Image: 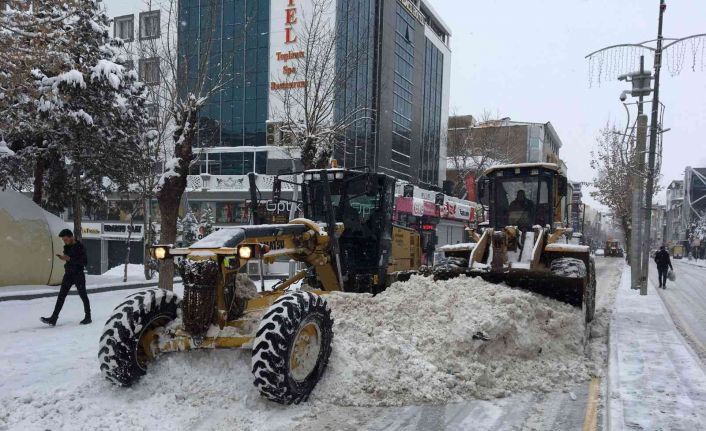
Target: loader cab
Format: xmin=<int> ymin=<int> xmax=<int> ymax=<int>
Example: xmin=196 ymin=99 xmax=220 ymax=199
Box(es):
xmin=480 ymin=163 xmax=567 ymax=230
xmin=296 ymin=168 xmax=397 ymax=293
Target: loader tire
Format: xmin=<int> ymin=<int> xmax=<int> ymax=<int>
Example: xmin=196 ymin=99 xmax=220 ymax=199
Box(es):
xmin=549 ymin=257 xmax=587 ymax=278
xmin=98 ymin=288 xmax=181 ymax=387
xmin=252 ymin=291 xmax=333 ymax=404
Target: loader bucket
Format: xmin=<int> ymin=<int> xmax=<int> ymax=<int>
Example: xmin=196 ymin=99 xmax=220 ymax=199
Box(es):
xmin=480 ymin=270 xmax=586 ymax=308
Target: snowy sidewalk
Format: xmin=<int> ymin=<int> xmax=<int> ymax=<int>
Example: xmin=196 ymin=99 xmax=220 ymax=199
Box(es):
xmin=608 ymin=265 xmax=706 ymax=430
xmin=0 ymin=264 xmax=169 ymax=301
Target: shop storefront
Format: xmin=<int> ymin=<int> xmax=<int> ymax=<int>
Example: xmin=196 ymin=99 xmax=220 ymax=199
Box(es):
xmin=79 ymin=222 xmax=144 ymax=275
xmin=394 ymin=196 xmax=477 ymax=265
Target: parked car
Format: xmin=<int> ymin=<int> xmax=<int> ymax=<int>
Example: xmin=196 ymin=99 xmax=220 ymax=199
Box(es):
xmin=595 ymin=248 xmax=605 ymax=256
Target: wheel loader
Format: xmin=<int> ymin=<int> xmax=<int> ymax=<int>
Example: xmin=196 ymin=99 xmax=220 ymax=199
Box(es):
xmin=432 ymin=163 xmax=596 ymax=325
xmin=98 ymin=167 xmax=421 ymax=404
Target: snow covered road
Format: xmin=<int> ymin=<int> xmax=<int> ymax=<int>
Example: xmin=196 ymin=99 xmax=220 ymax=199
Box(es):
xmin=0 ymin=258 xmax=623 ymax=431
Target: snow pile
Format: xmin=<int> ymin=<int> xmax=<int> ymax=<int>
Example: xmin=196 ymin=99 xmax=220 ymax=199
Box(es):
xmin=101 ymin=263 xmax=145 ymax=279
xmin=312 ymin=275 xmax=595 ymax=406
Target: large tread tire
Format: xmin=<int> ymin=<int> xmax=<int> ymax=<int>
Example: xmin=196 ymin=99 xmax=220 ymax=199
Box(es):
xmin=98 ymin=288 xmax=181 ymax=387
xmin=549 ymin=257 xmax=587 ymax=278
xmin=251 ymin=291 xmax=333 ymax=405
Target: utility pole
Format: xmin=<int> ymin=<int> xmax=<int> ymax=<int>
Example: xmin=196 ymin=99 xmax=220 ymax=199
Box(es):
xmin=635 ymin=114 xmax=649 ymax=294
xmin=641 ymin=0 xmax=667 ymax=296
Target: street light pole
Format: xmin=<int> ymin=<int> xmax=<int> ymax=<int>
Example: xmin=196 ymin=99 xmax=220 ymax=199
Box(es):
xmin=641 ymin=0 xmax=666 ymax=295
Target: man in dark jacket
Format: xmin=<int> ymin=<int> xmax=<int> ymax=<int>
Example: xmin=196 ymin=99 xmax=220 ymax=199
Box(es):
xmin=653 ymin=245 xmax=674 ymax=289
xmin=41 ymin=229 xmax=91 ymax=325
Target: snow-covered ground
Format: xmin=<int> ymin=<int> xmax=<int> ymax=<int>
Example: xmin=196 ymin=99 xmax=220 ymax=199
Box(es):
xmin=0 ymin=264 xmax=155 ymax=299
xmin=0 ymin=260 xmax=623 ymax=430
xmin=608 ymin=262 xmax=706 ymax=430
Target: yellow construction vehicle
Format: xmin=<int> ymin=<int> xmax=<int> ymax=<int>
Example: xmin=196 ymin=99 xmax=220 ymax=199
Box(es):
xmin=98 ymin=168 xmax=420 ymax=404
xmin=433 ymin=163 xmax=596 ymax=325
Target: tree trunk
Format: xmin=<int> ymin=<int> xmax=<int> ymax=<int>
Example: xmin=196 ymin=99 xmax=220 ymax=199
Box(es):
xmin=622 ymin=216 xmax=631 ymax=264
xmin=157 ymin=102 xmax=199 ymax=290
xmin=157 ymin=178 xmax=185 ymax=291
xmin=73 ymin=169 xmax=82 ymax=241
xmin=143 ymin=198 xmax=152 ymax=280
xmin=32 ymin=157 xmax=46 ymax=205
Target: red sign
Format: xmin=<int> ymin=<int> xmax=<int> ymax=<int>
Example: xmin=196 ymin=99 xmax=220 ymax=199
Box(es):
xmin=285 ymin=0 xmax=297 ymax=43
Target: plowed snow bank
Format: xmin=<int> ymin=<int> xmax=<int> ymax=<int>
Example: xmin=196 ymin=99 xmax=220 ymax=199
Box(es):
xmin=312 ymin=275 xmax=595 ymax=406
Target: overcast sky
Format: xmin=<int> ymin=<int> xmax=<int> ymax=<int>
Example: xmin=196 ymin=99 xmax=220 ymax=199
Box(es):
xmin=433 ymin=0 xmax=706 ymax=209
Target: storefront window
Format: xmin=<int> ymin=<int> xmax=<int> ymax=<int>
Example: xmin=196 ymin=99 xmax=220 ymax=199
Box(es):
xmin=216 ymin=201 xmax=249 ymax=223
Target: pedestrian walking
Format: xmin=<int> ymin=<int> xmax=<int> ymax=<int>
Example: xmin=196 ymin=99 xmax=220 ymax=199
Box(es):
xmin=41 ymin=229 xmax=91 ymax=326
xmin=693 ymin=238 xmax=702 ymax=261
xmin=653 ymin=245 xmax=673 ymax=289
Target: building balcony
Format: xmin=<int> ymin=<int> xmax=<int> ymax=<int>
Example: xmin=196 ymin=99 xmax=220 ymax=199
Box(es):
xmin=186 ymin=174 xmax=297 ymax=192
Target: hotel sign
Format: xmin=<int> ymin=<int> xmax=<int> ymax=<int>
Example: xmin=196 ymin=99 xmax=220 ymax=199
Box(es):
xmin=271 ymin=0 xmax=307 ymax=91
xmin=397 ymin=0 xmax=425 ymax=24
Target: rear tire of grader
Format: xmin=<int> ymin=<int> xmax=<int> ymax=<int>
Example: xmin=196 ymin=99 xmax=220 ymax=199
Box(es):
xmin=98 ymin=289 xmax=181 ymax=386
xmin=252 ymin=291 xmax=333 ymax=404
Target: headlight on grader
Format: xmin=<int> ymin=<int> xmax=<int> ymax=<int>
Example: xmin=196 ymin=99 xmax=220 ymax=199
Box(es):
xmin=149 ymin=245 xmax=172 ymax=260
xmin=238 ymin=245 xmax=253 ymax=259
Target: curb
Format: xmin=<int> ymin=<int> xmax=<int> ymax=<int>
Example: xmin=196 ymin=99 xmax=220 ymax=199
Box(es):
xmin=0 ymin=281 xmax=162 ymax=302
xmin=0 ymin=274 xmax=285 ymax=302
xmin=605 ymin=264 xmax=629 ymax=431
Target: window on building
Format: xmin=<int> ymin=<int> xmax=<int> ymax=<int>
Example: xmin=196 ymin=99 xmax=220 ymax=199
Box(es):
xmin=114 ymin=15 xmax=134 ymax=41
xmin=139 ymin=10 xmax=160 ymax=40
xmin=139 ymin=57 xmax=160 ymax=85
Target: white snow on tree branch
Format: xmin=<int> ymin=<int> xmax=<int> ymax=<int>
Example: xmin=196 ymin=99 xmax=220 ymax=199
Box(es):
xmin=90 ymin=59 xmax=124 ymax=90
xmin=42 ymin=69 xmax=86 ymax=91
xmin=68 ymin=109 xmax=93 ymax=125
xmin=158 ymin=157 xmax=182 ymax=189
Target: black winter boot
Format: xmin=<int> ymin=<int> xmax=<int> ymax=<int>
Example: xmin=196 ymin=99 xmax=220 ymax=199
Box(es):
xmin=80 ymin=316 xmax=92 ymax=325
xmin=40 ymin=316 xmax=57 ymax=326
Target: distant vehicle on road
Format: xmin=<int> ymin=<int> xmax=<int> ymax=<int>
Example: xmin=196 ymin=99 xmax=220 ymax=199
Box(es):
xmin=595 ymin=248 xmax=605 ymax=256
xmin=671 ymin=244 xmax=684 ymax=259
xmin=605 ymin=240 xmax=624 ymax=257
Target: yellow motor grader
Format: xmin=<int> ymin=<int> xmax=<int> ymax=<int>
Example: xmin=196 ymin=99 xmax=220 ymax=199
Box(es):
xmin=432 ymin=163 xmax=596 ymax=325
xmin=98 ymin=168 xmax=421 ymax=404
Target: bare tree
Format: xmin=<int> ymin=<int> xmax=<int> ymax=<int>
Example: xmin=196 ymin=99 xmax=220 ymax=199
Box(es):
xmin=271 ymin=0 xmax=371 ymax=169
xmin=590 ymin=124 xmax=636 ymax=257
xmin=447 ymin=110 xmax=514 ymax=198
xmin=114 ymin=0 xmax=179 ymax=279
xmin=153 ymin=0 xmax=234 ymax=290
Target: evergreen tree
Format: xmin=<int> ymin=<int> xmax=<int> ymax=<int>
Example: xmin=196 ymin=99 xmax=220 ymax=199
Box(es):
xmin=199 ymin=206 xmax=215 ymax=238
xmin=179 ymin=209 xmax=199 ymax=246
xmin=30 ymin=0 xmax=151 ymax=235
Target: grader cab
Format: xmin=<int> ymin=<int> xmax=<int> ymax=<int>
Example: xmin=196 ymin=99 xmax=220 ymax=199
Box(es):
xmin=98 ymin=168 xmax=419 ymax=404
xmin=434 ymin=163 xmax=596 ymax=325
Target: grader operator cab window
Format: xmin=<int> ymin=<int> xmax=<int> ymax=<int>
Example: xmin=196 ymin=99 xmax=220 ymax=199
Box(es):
xmin=306 ymin=173 xmax=382 ymax=228
xmin=495 ymin=177 xmax=550 ymax=228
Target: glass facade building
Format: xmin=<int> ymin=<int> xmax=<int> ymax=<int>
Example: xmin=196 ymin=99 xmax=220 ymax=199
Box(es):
xmin=334 ymin=0 xmax=450 ymax=187
xmin=333 ymin=0 xmax=378 ymax=170
xmin=178 ymin=0 xmax=270 ymax=174
xmin=418 ymin=38 xmax=443 ymax=187
xmin=178 ymin=0 xmax=450 ymax=186
xmin=390 ymin=4 xmax=416 ymax=180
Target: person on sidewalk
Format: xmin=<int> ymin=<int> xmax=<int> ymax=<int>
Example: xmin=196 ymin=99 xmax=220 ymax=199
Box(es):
xmin=40 ymin=229 xmax=91 ymax=326
xmin=654 ymin=245 xmax=673 ymax=289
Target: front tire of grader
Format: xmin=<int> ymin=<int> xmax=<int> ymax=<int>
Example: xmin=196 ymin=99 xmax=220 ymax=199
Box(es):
xmin=251 ymin=291 xmax=333 ymax=405
xmin=98 ymin=289 xmax=181 ymax=387
xmin=550 ymin=256 xmax=595 ymax=326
